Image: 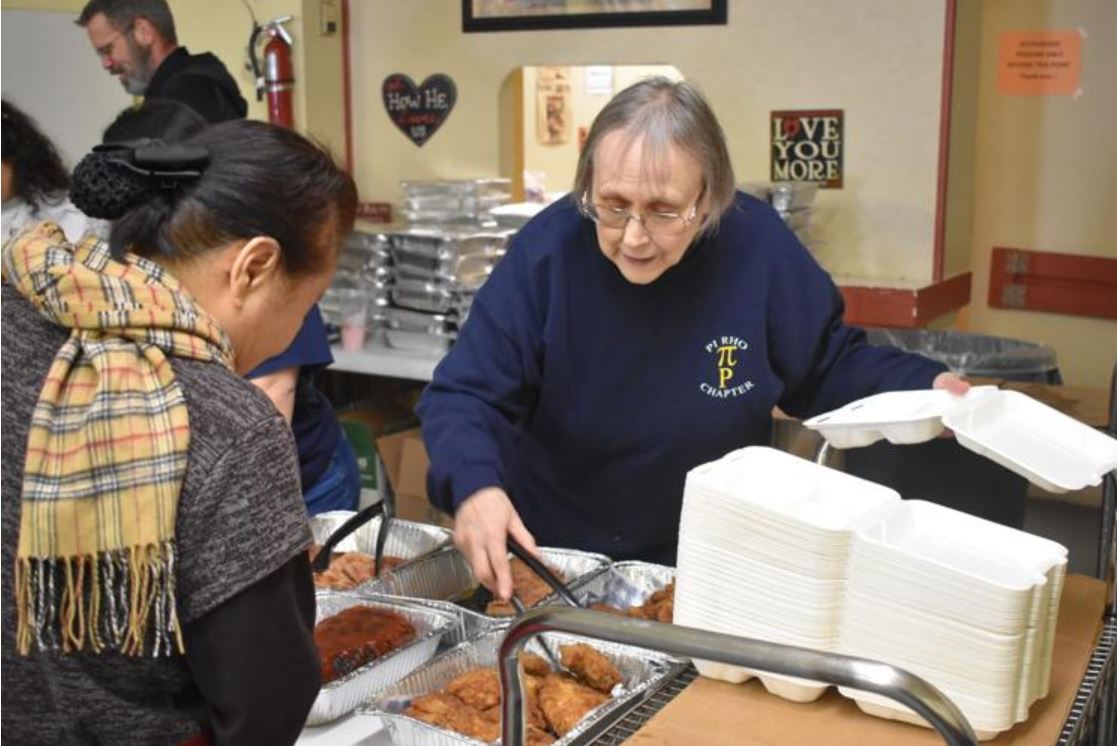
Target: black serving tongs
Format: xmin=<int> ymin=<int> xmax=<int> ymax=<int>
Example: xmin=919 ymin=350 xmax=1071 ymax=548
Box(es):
xmin=507 ymin=536 xmax=581 ymax=608
xmin=372 ymin=451 xmax=396 ymax=578
xmin=311 ymin=454 xmax=397 ymax=575
xmin=310 ymin=500 xmax=384 ymax=572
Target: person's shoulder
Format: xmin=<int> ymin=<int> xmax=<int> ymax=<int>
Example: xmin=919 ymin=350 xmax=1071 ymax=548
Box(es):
xmin=717 ymin=191 xmax=793 ymax=237
xmin=713 ymin=190 xmax=810 ymax=265
xmin=171 ymin=358 xmax=288 ymax=466
xmin=502 ymin=195 xmax=586 ymax=274
xmin=511 ymin=196 xmax=584 ymax=250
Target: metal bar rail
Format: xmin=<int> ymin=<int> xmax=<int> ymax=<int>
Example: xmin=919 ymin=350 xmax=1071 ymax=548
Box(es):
xmin=498 ymin=607 xmax=978 ymax=746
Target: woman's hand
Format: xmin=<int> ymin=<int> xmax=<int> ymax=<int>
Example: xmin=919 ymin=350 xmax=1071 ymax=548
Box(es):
xmin=453 ymin=487 xmax=539 ymax=600
xmin=932 ymin=371 xmax=970 ymax=395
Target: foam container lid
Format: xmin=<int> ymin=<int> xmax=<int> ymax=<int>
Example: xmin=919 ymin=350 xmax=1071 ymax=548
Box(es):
xmin=804 ymin=387 xmax=1117 ymax=493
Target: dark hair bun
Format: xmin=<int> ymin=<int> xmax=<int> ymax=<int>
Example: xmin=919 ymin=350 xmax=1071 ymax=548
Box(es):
xmin=70 ymin=151 xmax=152 ymax=220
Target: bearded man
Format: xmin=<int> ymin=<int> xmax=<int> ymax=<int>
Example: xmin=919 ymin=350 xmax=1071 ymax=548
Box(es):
xmin=78 ymin=0 xmax=247 ymax=124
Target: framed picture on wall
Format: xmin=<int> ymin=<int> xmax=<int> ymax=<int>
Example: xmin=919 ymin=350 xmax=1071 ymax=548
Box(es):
xmin=462 ymin=1 xmax=727 ymax=33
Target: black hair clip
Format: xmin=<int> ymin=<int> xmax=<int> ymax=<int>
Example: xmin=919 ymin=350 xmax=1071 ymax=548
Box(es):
xmin=95 ymin=138 xmax=210 ymax=188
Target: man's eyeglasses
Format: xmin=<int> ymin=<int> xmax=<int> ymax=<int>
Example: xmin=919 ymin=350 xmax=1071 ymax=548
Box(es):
xmin=94 ymin=23 xmax=133 ymax=60
xmin=579 ymin=193 xmax=699 ymax=237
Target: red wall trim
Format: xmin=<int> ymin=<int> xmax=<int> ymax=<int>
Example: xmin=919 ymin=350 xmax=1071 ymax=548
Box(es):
xmin=989 ymin=248 xmax=1117 ymax=320
xmin=840 ymin=272 xmax=972 ymax=328
xmin=932 ymin=0 xmax=957 ymax=283
xmin=341 ymin=0 xmax=354 ymax=175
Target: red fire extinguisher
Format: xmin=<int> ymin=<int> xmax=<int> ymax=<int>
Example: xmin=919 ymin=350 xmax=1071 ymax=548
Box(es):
xmin=249 ymin=15 xmax=295 ymax=128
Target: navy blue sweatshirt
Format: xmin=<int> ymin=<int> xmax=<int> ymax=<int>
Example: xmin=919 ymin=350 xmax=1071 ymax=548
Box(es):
xmin=418 ymin=193 xmax=945 ymax=564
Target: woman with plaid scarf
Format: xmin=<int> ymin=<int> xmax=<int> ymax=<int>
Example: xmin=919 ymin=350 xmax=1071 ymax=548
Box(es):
xmin=2 ymin=120 xmax=356 ymax=744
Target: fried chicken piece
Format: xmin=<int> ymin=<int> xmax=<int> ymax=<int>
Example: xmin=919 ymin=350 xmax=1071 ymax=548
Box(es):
xmin=446 ymin=667 xmax=501 ymax=711
xmin=309 ymin=544 xmax=405 ymax=590
xmin=626 ymin=581 xmax=675 ymax=622
xmin=642 ymin=581 xmax=675 ymax=621
xmin=485 ymin=558 xmax=567 ymax=616
xmin=560 ymin=643 xmax=623 ymax=693
xmin=405 ymin=691 xmax=497 ymax=740
xmin=524 ymin=676 xmax=549 ymax=730
xmin=538 ymin=672 xmax=609 ymax=736
xmin=482 ymin=690 xmax=548 ymax=734
xmin=520 ymin=652 xmax=553 ymax=677
xmin=485 ymin=597 xmax=516 ymax=617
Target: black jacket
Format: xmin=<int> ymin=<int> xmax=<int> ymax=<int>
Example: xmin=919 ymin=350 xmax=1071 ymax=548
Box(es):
xmin=146 ymin=47 xmax=248 ymax=123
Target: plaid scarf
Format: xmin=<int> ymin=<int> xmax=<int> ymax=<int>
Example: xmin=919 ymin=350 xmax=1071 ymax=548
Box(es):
xmin=3 ymin=223 xmax=234 ymax=657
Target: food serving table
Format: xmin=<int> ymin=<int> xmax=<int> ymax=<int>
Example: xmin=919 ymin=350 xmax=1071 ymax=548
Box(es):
xmin=297 ymin=574 xmax=1112 ymax=745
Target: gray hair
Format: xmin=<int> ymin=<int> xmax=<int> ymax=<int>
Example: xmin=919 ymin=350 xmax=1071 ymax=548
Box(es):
xmin=76 ymin=0 xmax=178 ymax=46
xmin=573 ymin=77 xmax=736 ymax=235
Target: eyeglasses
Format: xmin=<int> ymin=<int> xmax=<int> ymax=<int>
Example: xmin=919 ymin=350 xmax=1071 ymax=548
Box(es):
xmin=580 ymin=192 xmax=699 ymax=237
xmin=94 ymin=23 xmax=133 ymax=60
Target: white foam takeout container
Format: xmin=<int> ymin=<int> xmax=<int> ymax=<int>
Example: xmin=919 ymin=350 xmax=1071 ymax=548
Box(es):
xmin=676 ymin=447 xmax=1072 ymax=737
xmin=804 ymin=386 xmax=1117 ymax=493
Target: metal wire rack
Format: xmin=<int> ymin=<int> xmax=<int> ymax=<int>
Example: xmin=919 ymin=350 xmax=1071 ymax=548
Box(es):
xmin=588 ymin=663 xmax=699 ymax=745
xmin=1057 ymin=615 xmax=1117 ymax=746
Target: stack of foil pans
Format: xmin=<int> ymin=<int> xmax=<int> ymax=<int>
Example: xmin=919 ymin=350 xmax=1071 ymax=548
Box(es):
xmin=321 ymin=229 xmax=392 ymax=334
xmin=379 ymin=227 xmax=513 ymax=352
xmin=399 ymin=179 xmax=512 ymax=224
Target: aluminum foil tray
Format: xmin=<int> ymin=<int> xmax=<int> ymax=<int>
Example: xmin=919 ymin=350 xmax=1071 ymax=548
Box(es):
xmin=390 ymin=279 xmax=458 ymax=314
xmin=359 ymin=628 xmax=684 ymax=746
xmin=400 ymin=178 xmax=511 ymax=200
xmin=309 ymin=511 xmax=452 ymax=570
xmin=577 ymin=560 xmax=675 ymax=613
xmin=385 ymin=329 xmax=455 ymax=354
xmin=307 ymin=591 xmax=457 ymax=725
xmin=385 ymin=307 xmax=456 ymax=335
xmin=366 ymin=546 xmax=611 ymax=643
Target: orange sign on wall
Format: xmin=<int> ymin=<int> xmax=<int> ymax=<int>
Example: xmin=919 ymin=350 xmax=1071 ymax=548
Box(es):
xmin=997 ymin=30 xmax=1083 ymax=96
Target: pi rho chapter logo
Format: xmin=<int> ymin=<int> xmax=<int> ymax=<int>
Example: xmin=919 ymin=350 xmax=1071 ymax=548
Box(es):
xmin=700 ymin=336 xmax=755 ymax=399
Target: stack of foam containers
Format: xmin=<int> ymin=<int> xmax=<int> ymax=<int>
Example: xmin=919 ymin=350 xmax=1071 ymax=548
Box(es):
xmin=675 ymin=446 xmax=899 ymax=702
xmin=674 ymin=446 xmax=1069 ymax=740
xmin=838 ymin=500 xmax=1066 ymax=738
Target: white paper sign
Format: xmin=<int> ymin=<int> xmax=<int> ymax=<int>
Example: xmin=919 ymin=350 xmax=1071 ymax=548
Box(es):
xmin=584 ymin=66 xmax=614 ymax=96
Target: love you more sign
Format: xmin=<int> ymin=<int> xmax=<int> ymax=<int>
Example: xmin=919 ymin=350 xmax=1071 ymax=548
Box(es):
xmin=771 ymin=109 xmax=844 ymax=188
xmin=383 ymin=73 xmax=457 ymax=147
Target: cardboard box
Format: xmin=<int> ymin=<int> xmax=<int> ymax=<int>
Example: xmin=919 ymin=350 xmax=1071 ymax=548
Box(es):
xmin=376 ymin=427 xmax=453 ymax=529
xmin=338 ymin=399 xmax=417 ymax=507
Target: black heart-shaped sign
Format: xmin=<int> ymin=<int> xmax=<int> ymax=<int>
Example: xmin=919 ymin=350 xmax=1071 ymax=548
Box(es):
xmin=382 ymin=73 xmax=457 ymax=147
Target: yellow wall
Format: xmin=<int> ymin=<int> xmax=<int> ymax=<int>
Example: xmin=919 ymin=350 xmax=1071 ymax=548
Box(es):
xmin=349 ymin=0 xmax=952 ymax=285
xmin=962 ymin=0 xmax=1117 ymax=389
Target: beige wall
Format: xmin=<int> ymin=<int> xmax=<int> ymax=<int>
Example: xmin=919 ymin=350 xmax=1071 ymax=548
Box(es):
xmin=349 ymin=0 xmax=952 ymax=285
xmin=519 ymin=64 xmax=681 ymax=197
xmin=961 ymin=0 xmax=1117 ymax=389
xmin=1 ymin=0 xmax=80 ymax=10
